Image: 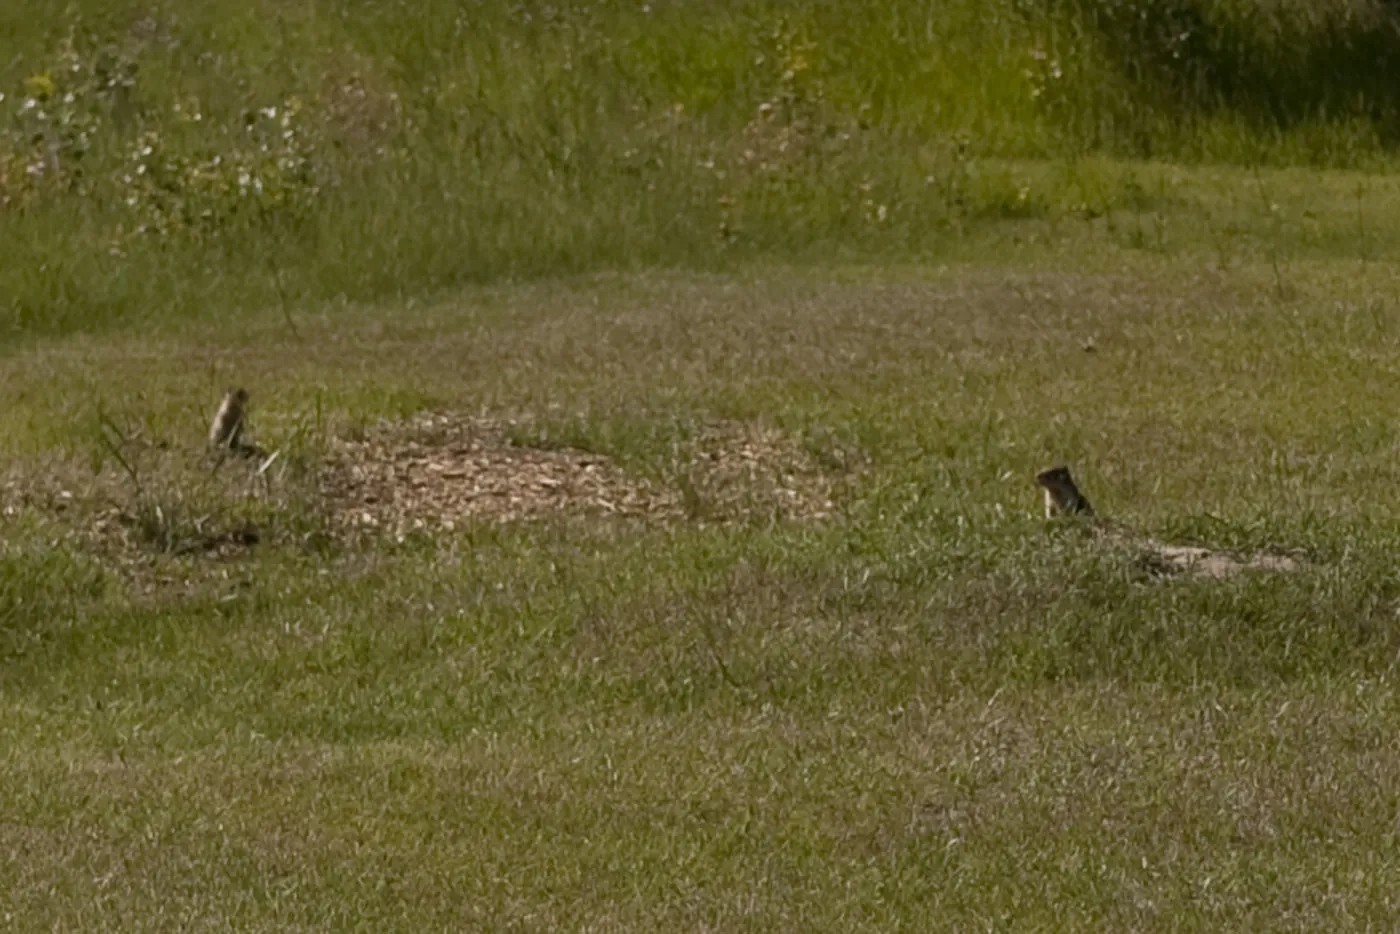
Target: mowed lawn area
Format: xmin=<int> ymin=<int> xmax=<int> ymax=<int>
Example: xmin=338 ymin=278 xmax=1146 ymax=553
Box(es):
xmin=6 ymin=162 xmax=1400 ymax=930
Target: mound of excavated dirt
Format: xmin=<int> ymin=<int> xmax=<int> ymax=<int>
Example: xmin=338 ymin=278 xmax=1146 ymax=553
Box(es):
xmin=1143 ymin=543 xmax=1303 ymax=579
xmin=318 ymin=414 xmax=841 ymax=534
xmin=1085 ymin=521 xmax=1304 ymax=581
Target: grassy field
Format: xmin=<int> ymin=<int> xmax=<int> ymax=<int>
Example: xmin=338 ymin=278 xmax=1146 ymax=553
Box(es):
xmin=12 ymin=1 xmax=1400 ymax=931
xmin=10 ymin=169 xmax=1400 ymax=929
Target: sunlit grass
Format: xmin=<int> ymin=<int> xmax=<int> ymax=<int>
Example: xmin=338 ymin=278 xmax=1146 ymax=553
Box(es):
xmin=8 ymin=241 xmax=1400 ymax=928
xmin=11 ymin=1 xmax=1400 ymax=930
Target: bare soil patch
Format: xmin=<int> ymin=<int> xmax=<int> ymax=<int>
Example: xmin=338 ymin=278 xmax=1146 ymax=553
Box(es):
xmin=1141 ymin=542 xmax=1303 ymax=579
xmin=1078 ymin=520 xmax=1306 ymax=581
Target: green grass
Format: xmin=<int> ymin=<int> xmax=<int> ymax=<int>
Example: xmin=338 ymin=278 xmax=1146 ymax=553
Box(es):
xmin=9 ymin=159 xmax=1400 ymax=927
xmin=12 ymin=1 xmax=1400 ymax=929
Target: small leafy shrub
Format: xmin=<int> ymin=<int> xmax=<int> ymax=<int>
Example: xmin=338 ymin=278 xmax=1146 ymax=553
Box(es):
xmin=1 ymin=32 xmax=134 ymax=206
xmin=116 ymin=100 xmax=320 ymax=241
xmin=0 ymin=30 xmax=340 ymax=243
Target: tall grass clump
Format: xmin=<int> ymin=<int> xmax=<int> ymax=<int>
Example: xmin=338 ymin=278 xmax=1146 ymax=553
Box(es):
xmin=3 ymin=0 xmax=1400 ymax=336
xmin=1039 ymin=0 xmax=1400 ymax=159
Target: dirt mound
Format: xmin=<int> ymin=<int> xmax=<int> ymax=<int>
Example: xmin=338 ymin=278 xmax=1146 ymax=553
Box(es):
xmin=318 ymin=414 xmax=841 ymax=534
xmin=1084 ymin=519 xmax=1304 ymax=580
xmin=1144 ymin=543 xmax=1302 ymax=579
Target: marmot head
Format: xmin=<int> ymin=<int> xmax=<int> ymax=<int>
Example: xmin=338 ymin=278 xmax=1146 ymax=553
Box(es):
xmin=1035 ymin=465 xmax=1075 ymax=490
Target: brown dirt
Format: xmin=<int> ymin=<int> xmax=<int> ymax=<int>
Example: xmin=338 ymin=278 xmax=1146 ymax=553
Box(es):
xmin=317 ymin=413 xmax=843 ymax=535
xmin=1088 ymin=518 xmax=1304 ymax=580
xmin=1145 ymin=543 xmax=1303 ymax=579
